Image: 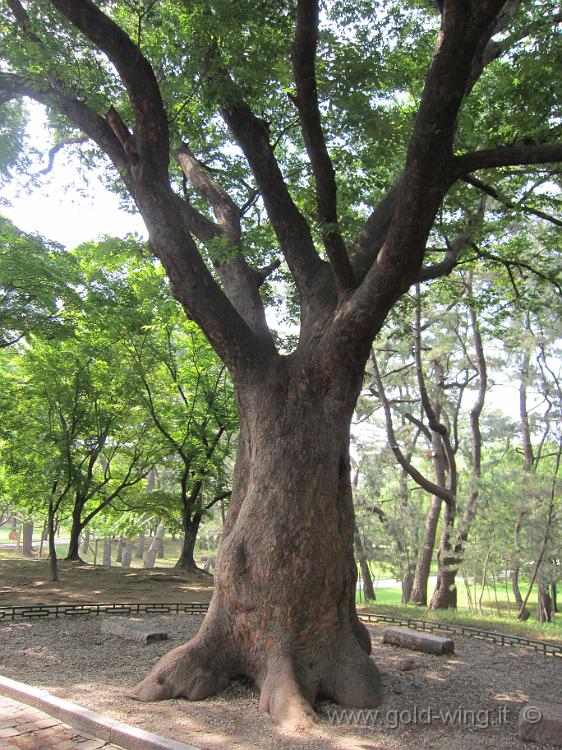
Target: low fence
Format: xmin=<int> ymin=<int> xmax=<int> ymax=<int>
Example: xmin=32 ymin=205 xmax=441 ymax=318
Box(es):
xmin=0 ymin=601 xmax=560 ymax=658
xmin=358 ymin=611 xmax=562 ymax=657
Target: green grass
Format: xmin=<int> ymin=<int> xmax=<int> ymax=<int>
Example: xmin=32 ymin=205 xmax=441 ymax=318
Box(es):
xmin=0 ymin=534 xmax=207 ymax=570
xmin=359 ymin=600 xmax=562 ymax=643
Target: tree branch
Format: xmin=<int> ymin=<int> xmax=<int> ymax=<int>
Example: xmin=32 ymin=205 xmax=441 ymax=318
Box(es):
xmin=177 ymin=144 xmax=240 ymax=239
xmin=454 ymin=143 xmax=562 ymax=177
xmin=416 ymin=197 xmax=486 ymax=281
xmin=37 ymin=137 xmax=87 ymax=175
xmin=0 ymin=73 xmax=129 ymax=178
xmin=371 ymin=350 xmax=453 ymax=503
xmin=291 ymin=0 xmax=355 ymax=293
xmin=49 ymin=0 xmax=169 ymax=181
xmin=219 ymin=92 xmax=331 ymax=318
xmin=462 ymin=174 xmax=562 ymax=228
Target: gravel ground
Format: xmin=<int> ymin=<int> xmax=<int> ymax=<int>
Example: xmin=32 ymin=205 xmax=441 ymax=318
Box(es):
xmin=1 ymin=613 xmax=561 ymax=750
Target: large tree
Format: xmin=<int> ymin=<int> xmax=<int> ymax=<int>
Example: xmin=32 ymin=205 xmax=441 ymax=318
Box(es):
xmin=1 ymin=0 xmax=561 ymax=729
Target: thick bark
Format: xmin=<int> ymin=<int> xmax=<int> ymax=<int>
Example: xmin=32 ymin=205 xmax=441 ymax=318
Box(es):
xmin=130 ymin=359 xmax=381 ymax=728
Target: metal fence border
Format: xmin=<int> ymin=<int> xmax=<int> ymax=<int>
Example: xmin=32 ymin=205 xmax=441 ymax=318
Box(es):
xmin=0 ymin=602 xmax=560 ymax=657
xmin=358 ymin=612 xmax=562 ymax=657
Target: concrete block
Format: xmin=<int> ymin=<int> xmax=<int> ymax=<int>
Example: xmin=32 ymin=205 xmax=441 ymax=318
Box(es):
xmin=518 ymin=700 xmax=562 ymax=747
xmin=383 ymin=626 xmax=454 ymax=655
xmin=101 ymin=618 xmax=168 ymax=644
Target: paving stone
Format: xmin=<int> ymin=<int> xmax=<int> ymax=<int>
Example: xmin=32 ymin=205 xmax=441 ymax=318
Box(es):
xmin=383 ymin=626 xmax=454 ymax=655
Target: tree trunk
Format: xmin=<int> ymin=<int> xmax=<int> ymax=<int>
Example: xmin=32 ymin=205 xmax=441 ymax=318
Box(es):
xmin=538 ymin=583 xmax=552 ymax=624
xmin=551 ymin=580 xmax=558 ymax=613
xmin=116 ymin=537 xmax=124 ymax=563
xmin=144 ymin=520 xmax=165 ymax=569
xmin=103 ymin=539 xmax=112 ymax=567
xmin=65 ymin=503 xmax=84 ymax=561
xmin=121 ymin=539 xmax=134 ymax=568
xmin=401 ymin=568 xmax=415 ymax=604
xmin=429 ymin=500 xmax=459 ymax=610
xmin=80 ymin=527 xmax=91 ymax=557
xmin=130 ymin=363 xmax=381 ymax=728
xmin=411 ymin=494 xmax=442 ymax=606
xmin=48 ymin=498 xmax=58 ymax=583
xmin=21 ymin=522 xmax=34 ymax=556
xmin=176 ymin=513 xmax=203 ymax=572
xmin=134 ymin=533 xmax=145 ymax=559
xmin=354 ymin=525 xmax=375 ymax=601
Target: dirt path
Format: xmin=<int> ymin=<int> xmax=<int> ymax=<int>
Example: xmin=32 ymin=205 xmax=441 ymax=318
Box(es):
xmin=0 ymin=559 xmax=214 ymax=606
xmin=1 ymin=613 xmax=561 ymax=750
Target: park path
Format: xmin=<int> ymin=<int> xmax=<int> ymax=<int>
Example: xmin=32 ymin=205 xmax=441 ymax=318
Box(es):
xmin=0 ymin=694 xmax=122 ymax=749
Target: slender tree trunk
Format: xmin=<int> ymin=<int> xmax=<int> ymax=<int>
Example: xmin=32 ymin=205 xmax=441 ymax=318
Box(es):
xmin=511 ymin=514 xmax=528 ymax=616
xmin=80 ymin=527 xmax=91 ymax=558
xmin=116 ymin=537 xmax=125 ymax=563
xmin=514 ymin=328 xmax=533 ymax=618
xmin=39 ymin=522 xmax=48 ymax=558
xmin=48 ymin=493 xmax=58 ymax=583
xmin=429 ymin=500 xmax=458 ymax=610
xmin=103 ymin=539 xmax=112 ymax=567
xmin=354 ymin=525 xmax=375 ymax=601
xmin=121 ymin=539 xmax=134 ymax=568
xmin=144 ymin=519 xmax=165 ymax=569
xmin=411 ymin=496 xmax=441 ymax=605
xmin=135 ymin=533 xmax=145 ymax=559
xmin=551 ymin=581 xmax=558 ymax=613
xmin=401 ymin=569 xmax=415 ymax=604
xmin=130 ymin=362 xmax=381 ymax=728
xmin=176 ymin=513 xmax=204 ymax=572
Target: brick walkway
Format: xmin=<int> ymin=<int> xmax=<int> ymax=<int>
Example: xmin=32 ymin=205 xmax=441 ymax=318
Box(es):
xmin=0 ymin=695 xmax=122 ymax=750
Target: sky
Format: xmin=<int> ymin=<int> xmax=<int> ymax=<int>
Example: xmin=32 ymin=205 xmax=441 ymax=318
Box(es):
xmin=1 ymin=103 xmax=146 ymax=248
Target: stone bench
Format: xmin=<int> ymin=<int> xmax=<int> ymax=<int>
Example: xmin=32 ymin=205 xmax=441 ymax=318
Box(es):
xmin=382 ymin=626 xmax=454 ymax=655
xmin=101 ymin=618 xmax=168 ymax=644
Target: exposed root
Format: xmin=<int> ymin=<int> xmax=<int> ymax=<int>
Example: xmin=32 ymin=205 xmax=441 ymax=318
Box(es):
xmin=324 ymin=637 xmax=382 ymax=708
xmin=353 ymin=617 xmax=372 ymax=655
xmin=126 ymin=639 xmax=228 ymax=702
xmin=258 ymin=656 xmax=317 ymax=731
